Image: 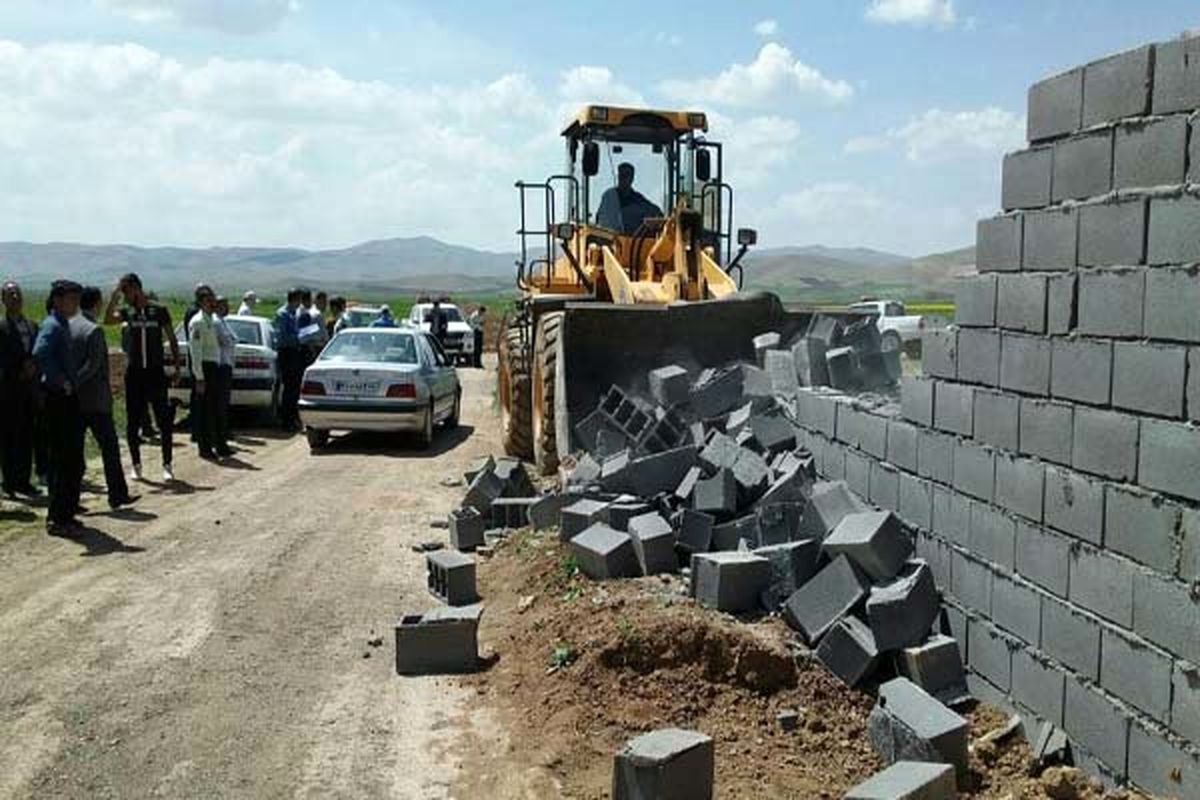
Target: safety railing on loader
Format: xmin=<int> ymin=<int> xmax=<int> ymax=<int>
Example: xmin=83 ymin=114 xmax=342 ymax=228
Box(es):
xmin=514 ymin=175 xmax=579 ymax=291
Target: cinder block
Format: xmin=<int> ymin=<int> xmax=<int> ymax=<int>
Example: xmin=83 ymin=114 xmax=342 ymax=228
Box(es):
xmin=845 ymin=449 xmax=871 ymax=503
xmin=1132 ymin=569 xmax=1200 ymax=664
xmin=800 ymin=390 xmax=841 ymax=437
xmin=600 ymin=498 xmax=651 ymax=532
xmin=1069 ymin=544 xmax=1135 ymax=627
xmin=941 ymin=602 xmax=969 ymax=658
xmin=489 ymin=496 xmax=536 ymax=529
xmin=1184 ymin=507 xmax=1200 ymax=582
xmin=1113 ymin=116 xmax=1188 ymax=190
xmin=969 ymin=621 xmax=1015 ymax=692
xmin=1064 ymin=679 xmax=1131 ymax=779
xmin=858 ymin=410 xmax=890 ymax=459
xmin=1144 ymin=266 xmax=1200 ymax=343
xmin=649 ymin=364 xmax=691 ymax=407
xmin=954 ymin=275 xmax=997 ymax=327
xmin=800 ymin=480 xmax=869 ymax=540
xmin=917 ymin=429 xmax=954 ymax=485
xmin=1046 ymin=273 xmax=1077 ymax=335
xmin=559 ymin=497 xmax=611 ymax=543
xmin=996 ymin=274 xmax=1048 ymax=333
xmin=994 ymin=454 xmax=1044 ymax=523
xmin=1002 ymin=147 xmax=1053 ymax=210
xmin=825 ymin=346 xmax=857 ymax=390
xmin=949 ymin=549 xmax=991 ymax=615
xmin=933 ymin=380 xmax=973 ymax=436
xmin=1044 ymin=465 xmax=1105 ymax=545
xmin=1015 ymin=521 xmax=1070 ymax=598
xmin=955 ymin=329 xmax=1001 ymax=386
xmin=756 ymin=501 xmax=801 ymax=547
xmin=1042 ymin=597 xmax=1101 ymax=679
xmin=1190 ymin=349 xmax=1200 ymax=422
xmin=528 ymin=492 xmax=574 ymax=531
xmin=570 ymin=523 xmax=641 ymax=580
xmin=972 ymin=389 xmax=1019 ymax=452
xmin=952 ymin=440 xmax=995 ymax=503
xmin=968 ymin=502 xmax=1016 ymax=570
xmin=845 ymin=761 xmax=957 ymax=800
xmin=612 ymin=728 xmax=713 ymax=800
xmin=1052 ymin=130 xmax=1113 ymax=202
xmin=900 ymin=635 xmax=969 ymax=707
xmin=1148 ymin=195 xmax=1200 ymax=265
xmin=755 ymin=539 xmax=819 ymax=609
xmin=922 ymin=328 xmax=957 ymax=380
xmin=765 ymin=348 xmax=800 ymax=397
xmin=999 ymin=333 xmax=1051 ymax=396
xmin=628 ymin=512 xmax=677 ymax=575
xmin=748 ymin=413 xmax=796 ymax=455
xmin=1172 ymin=663 xmax=1200 ymax=744
xmin=691 ymin=551 xmax=769 ymax=612
xmin=1022 ymin=208 xmax=1077 ymax=271
xmin=449 ymin=507 xmax=487 ymax=551
xmin=991 ymin=574 xmax=1041 ymax=645
xmin=783 ymin=555 xmax=871 ymax=645
xmin=710 ymin=514 xmax=759 ymax=551
xmin=867 ymin=561 xmax=940 ymax=651
xmin=915 ymin=533 xmax=950 ymax=592
xmin=395 ymin=604 xmax=482 ymax=675
xmin=1072 ymin=407 xmax=1139 ymax=481
xmin=753 ymin=332 xmax=781 ymax=367
xmin=1081 ymin=45 xmax=1152 ymax=127
xmin=689 ymin=365 xmax=744 ymax=418
xmin=1013 ymin=648 xmax=1066 ymax=728
xmin=899 ymin=474 xmax=933 ymax=532
xmin=675 ymin=508 xmax=714 ymax=555
xmin=1154 ymin=35 xmax=1200 ymax=113
xmin=1078 ymin=198 xmax=1147 ymax=267
xmin=976 ymin=215 xmax=1023 ymax=272
xmin=1028 ymin=67 xmax=1083 ymax=142
xmin=426 ymin=550 xmax=478 ymax=606
xmin=1019 ymin=398 xmax=1073 ymax=465
xmin=824 ymin=510 xmax=914 ymax=582
xmin=932 ymin=484 xmax=971 ymax=549
xmin=1193 ymin=117 xmax=1200 ymax=183
xmin=1113 ymin=341 xmax=1187 ymax=418
xmin=731 ymin=447 xmax=771 ymax=505
xmin=1078 ymin=269 xmax=1145 ymax=338
xmin=1100 ymin=628 xmax=1172 ymax=720
xmin=462 ymin=467 xmax=505 ymax=515
xmin=870 ymin=462 xmax=901 ymax=512
xmin=867 ymin=677 xmax=970 ymax=782
xmin=792 ymin=337 xmax=830 ymax=387
xmin=1050 ymin=338 xmax=1112 ymax=405
xmin=1127 ymin=722 xmax=1200 ymax=800
xmin=693 ymin=468 xmax=737 ymax=515
xmin=901 ymin=376 xmax=934 ymax=427
xmin=886 ymin=420 xmax=918 ymax=472
xmin=817 ymin=615 xmax=881 ymax=688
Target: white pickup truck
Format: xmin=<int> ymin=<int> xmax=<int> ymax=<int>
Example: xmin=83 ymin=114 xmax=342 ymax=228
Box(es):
xmin=848 ymin=299 xmax=927 ymax=357
xmin=407 ymin=302 xmax=475 ymax=366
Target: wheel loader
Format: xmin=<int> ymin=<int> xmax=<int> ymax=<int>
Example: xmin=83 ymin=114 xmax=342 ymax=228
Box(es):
xmin=500 ymin=105 xmax=824 ymax=475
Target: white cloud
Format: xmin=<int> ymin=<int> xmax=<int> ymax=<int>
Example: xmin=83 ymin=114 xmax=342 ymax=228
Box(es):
xmin=865 ymin=0 xmax=956 ymax=28
xmin=845 ymin=107 xmax=1024 ymax=163
xmin=659 ymin=43 xmax=853 ymax=107
xmin=709 ymin=113 xmax=803 ymax=187
xmin=98 ymin=0 xmax=299 ymax=34
xmin=655 ymin=31 xmax=683 ymax=47
xmin=842 ymin=134 xmax=889 ymax=154
xmin=558 ymin=65 xmax=645 ymax=107
xmin=753 ymin=19 xmax=778 ymax=37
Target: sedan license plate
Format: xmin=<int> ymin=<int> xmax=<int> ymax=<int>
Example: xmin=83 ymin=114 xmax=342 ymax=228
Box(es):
xmin=335 ymin=380 xmax=380 ymax=396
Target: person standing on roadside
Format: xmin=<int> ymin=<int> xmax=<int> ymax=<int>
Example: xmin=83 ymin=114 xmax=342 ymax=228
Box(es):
xmin=104 ymin=273 xmax=180 ymax=483
xmin=237 ymin=291 xmax=257 ymax=317
xmin=274 ymin=288 xmax=304 ymax=432
xmin=214 ymin=296 xmax=236 ymax=444
xmin=34 ymin=280 xmax=85 ymax=534
xmin=429 ymin=298 xmax=449 ymax=346
xmin=70 ymin=287 xmax=138 ymax=510
xmin=189 ymin=290 xmax=230 ymax=459
xmin=467 ymin=305 xmax=486 ymax=368
xmin=0 ymin=282 xmax=42 ymax=497
xmin=326 ymin=296 xmax=346 ymax=338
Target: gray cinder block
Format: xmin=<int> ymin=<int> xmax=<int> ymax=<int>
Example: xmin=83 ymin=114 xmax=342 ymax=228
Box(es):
xmin=887 ymin=420 xmax=919 ymax=472
xmin=1044 ymin=465 xmax=1104 ymax=545
xmin=1191 ymin=349 xmax=1200 ymax=422
xmin=1144 ymin=266 xmax=1200 ymax=343
xmin=994 ymin=453 xmax=1044 ymax=523
xmin=900 ymin=376 xmax=934 ymax=427
xmin=870 ymin=461 xmax=901 ymax=512
xmin=792 ymin=336 xmax=830 ymax=387
xmin=1064 ymin=679 xmax=1131 ymax=780
xmin=756 ymin=501 xmax=801 ymax=546
xmin=748 ymin=413 xmax=796 ymax=455
xmin=559 ymin=497 xmax=611 ymax=543
xmin=426 ymin=550 xmax=478 ymax=606
xmin=917 ymin=429 xmax=954 ymax=485
xmin=628 ymin=512 xmax=677 ymax=575
xmin=941 ymin=596 xmax=970 ymax=656
xmin=867 ymin=677 xmax=970 ymax=783
xmin=996 ymin=274 xmax=1047 ymax=334
xmin=817 ymin=615 xmax=881 ymax=688
xmin=1078 ymin=268 xmax=1145 ymax=338
xmin=1001 ymin=147 xmax=1053 ymax=210
xmin=689 ymin=366 xmax=744 ymax=418
xmin=783 ymin=555 xmax=871 ymax=645
xmin=755 ymin=538 xmax=819 ymax=610
xmin=1153 ymin=35 xmax=1200 ymax=113
xmin=601 ymin=499 xmax=653 ymax=532
xmin=968 ymin=502 xmax=1016 ymax=570
xmin=922 ymin=328 xmax=956 ymax=379
xmin=462 ymin=466 xmax=505 ymax=515
xmin=1046 ymin=273 xmax=1077 ymax=335
xmin=976 ymin=215 xmax=1022 ymax=272
xmin=1104 ymin=484 xmax=1179 ymax=572
xmin=1022 ymin=208 xmax=1077 ymax=271
xmin=1172 ymin=663 xmax=1200 ymax=743
xmin=395 ymin=604 xmax=482 ymax=675
xmin=1028 ymin=67 xmax=1083 ymax=142
xmin=691 ymin=551 xmax=769 ymax=612
xmin=1113 ymin=116 xmax=1188 ymax=190
xmin=952 ymin=440 xmax=996 ymax=503
xmin=1012 ymin=647 xmax=1066 ymax=727
xmin=1081 ymin=45 xmax=1152 ymax=127
xmin=823 ymin=510 xmax=914 ymax=581
xmin=867 ymin=561 xmax=941 ymax=651
xmin=1072 ymin=407 xmax=1139 ymax=481
xmin=1127 ymin=723 xmax=1200 ymax=800
xmin=753 ymin=332 xmax=781 ymax=367
xmin=900 ymin=635 xmax=969 ymax=707
xmin=1133 ymin=561 xmax=1200 ymax=664
xmin=1070 ymin=543 xmax=1135 ymax=627
xmin=1148 ymin=195 xmax=1200 ymax=265
xmin=674 ymin=508 xmax=714 ymax=556
xmin=954 ymin=274 xmax=997 ymax=327
xmin=1052 ymin=130 xmax=1113 ymax=202
xmin=845 ymin=450 xmax=871 ymax=499
xmin=999 ymin=333 xmax=1051 ymax=396
xmin=990 ymin=574 xmax=1041 ymax=645
xmin=1019 ymin=398 xmax=1073 ymax=465
xmin=649 ymin=364 xmax=690 ymax=407
xmin=1078 ymin=198 xmax=1147 ymax=267
xmin=1193 ymin=117 xmax=1200 ymax=184
xmin=693 ymin=468 xmax=737 ymax=515
xmin=799 ymin=480 xmax=868 ymax=540
xmin=1050 ymin=338 xmax=1112 ymax=406
xmin=857 ymin=409 xmax=890 ymax=459
xmin=765 ymin=347 xmax=800 ymax=397
xmin=1112 ymin=341 xmax=1186 ymax=417
xmin=1015 ymin=521 xmax=1070 ymax=597
xmin=700 ymin=430 xmax=740 ymax=472
xmin=449 ymin=506 xmax=487 ymax=551
xmin=972 ymin=389 xmax=1019 ymax=452
xmin=569 ymin=523 xmax=640 ymax=580
xmin=1042 ymin=596 xmax=1101 ymax=680
xmin=932 ymin=484 xmax=971 ymax=550
xmin=968 ymin=621 xmax=1014 ymax=692
xmin=955 ymin=329 xmax=1000 ymax=386
xmin=528 ymin=492 xmax=574 ymax=531
xmin=933 ymin=380 xmax=973 ymax=436
xmin=710 ymin=513 xmax=759 ymax=552
xmin=612 ymin=728 xmax=714 ymax=800
xmin=899 ymin=473 xmax=933 ymax=532
xmin=845 ymin=761 xmax=957 ymax=800
xmin=1100 ymin=628 xmax=1172 ymax=720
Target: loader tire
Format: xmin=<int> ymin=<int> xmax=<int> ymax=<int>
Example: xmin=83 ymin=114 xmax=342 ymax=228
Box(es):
xmin=498 ymin=321 xmax=533 ymax=460
xmin=532 ymin=311 xmax=563 ymax=476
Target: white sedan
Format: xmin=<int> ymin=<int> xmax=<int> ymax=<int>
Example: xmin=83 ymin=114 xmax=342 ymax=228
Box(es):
xmin=298 ymin=327 xmax=461 ymax=451
xmin=167 ymin=314 xmax=279 ymax=411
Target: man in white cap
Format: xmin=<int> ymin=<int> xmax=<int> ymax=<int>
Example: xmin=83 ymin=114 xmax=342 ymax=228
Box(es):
xmin=237 ymin=291 xmax=257 ymax=317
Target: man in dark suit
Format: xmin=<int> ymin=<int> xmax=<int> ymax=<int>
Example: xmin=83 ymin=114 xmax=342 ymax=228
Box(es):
xmin=0 ymin=281 xmax=41 ymax=497
xmin=70 ymin=287 xmax=137 ymax=510
xmin=34 ymin=280 xmax=84 ymax=533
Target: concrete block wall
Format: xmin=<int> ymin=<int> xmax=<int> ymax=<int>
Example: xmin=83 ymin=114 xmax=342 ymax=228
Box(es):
xmin=795 ymin=36 xmax=1200 ymax=798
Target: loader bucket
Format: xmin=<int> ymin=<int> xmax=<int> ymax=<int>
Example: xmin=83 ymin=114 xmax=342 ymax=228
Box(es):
xmin=553 ymin=292 xmax=814 ymax=460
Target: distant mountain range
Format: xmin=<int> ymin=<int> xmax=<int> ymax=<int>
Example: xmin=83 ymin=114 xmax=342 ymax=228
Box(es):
xmin=0 ymin=236 xmax=974 ymax=301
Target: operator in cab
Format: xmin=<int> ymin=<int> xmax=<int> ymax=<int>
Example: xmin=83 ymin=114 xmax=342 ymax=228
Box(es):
xmin=596 ymin=162 xmax=662 ymax=235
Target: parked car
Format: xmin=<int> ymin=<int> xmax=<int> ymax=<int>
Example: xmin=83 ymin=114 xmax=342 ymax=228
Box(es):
xmin=407 ymin=302 xmax=474 ymax=365
xmin=848 ymin=299 xmax=927 ymax=357
xmin=167 ymin=315 xmax=278 ymax=411
xmin=340 ymin=304 xmax=386 ymax=330
xmin=298 ymin=327 xmax=461 ymax=451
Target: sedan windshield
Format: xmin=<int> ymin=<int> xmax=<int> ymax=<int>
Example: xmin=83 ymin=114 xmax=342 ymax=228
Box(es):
xmin=320 ymin=332 xmax=418 ymax=364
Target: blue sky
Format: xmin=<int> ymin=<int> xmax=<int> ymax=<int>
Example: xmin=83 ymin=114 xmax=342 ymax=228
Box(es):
xmin=0 ymin=1 xmax=1196 ymax=256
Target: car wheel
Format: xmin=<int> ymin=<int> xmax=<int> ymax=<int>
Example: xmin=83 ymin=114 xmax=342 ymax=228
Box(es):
xmin=306 ymin=428 xmax=329 ymax=451
xmin=445 ymin=389 xmax=461 ymax=429
xmin=881 ymin=331 xmax=902 ymax=354
xmin=418 ymin=402 xmax=435 ymax=449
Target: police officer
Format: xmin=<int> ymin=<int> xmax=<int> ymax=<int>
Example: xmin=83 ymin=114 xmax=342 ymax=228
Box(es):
xmin=0 ymin=281 xmax=41 ymax=497
xmin=34 ymin=280 xmax=85 ymax=534
xmin=189 ymin=289 xmax=231 ymax=459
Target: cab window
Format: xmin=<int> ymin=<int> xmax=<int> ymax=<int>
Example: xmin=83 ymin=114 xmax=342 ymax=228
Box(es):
xmin=424 ymin=333 xmax=449 ymax=367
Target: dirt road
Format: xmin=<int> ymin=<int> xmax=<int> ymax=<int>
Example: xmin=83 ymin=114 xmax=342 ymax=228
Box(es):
xmin=0 ymin=364 xmax=543 ymax=799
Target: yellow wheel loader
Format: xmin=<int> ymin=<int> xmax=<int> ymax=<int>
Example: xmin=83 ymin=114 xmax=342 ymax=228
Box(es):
xmin=500 ymin=105 xmax=817 ymax=475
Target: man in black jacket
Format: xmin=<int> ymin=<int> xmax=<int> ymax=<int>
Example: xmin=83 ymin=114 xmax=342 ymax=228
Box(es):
xmin=0 ymin=281 xmax=41 ymax=497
